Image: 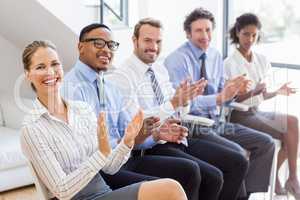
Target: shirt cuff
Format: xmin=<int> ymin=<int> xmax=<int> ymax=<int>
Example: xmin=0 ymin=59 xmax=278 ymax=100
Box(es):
xmin=159 ymin=100 xmax=176 ymax=121
xmin=88 ymin=151 xmax=108 ymax=172
xmin=134 ymin=135 xmax=157 ymax=150
xmin=116 ymin=139 xmax=133 ymax=154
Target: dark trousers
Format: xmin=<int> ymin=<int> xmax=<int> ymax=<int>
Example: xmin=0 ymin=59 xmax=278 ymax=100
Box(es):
xmin=146 ymin=138 xmax=249 ymax=200
xmin=101 ymin=155 xmax=201 ymax=200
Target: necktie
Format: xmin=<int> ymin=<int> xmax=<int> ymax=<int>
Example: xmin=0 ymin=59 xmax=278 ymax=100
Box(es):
xmin=200 ymin=52 xmax=208 ymax=95
xmin=96 ymin=72 xmax=105 ymax=109
xmin=147 ymin=67 xmax=164 ymax=105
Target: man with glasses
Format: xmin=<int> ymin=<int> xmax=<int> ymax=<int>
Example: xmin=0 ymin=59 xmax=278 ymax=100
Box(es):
xmin=61 ymin=23 xmax=202 ymax=200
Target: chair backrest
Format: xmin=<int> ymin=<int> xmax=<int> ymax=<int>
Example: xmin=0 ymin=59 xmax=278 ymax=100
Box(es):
xmin=28 ymin=162 xmax=51 ymax=200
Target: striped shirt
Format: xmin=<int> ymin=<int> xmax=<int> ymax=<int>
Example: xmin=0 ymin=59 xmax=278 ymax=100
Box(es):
xmin=20 ymin=98 xmax=132 ymax=200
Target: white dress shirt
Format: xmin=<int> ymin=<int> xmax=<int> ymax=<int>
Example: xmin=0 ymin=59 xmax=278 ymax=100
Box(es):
xmin=109 ymin=54 xmax=189 ymax=147
xmin=21 ymin=99 xmax=131 ymax=200
xmin=224 ymin=49 xmax=271 ymax=107
xmin=111 ymin=54 xmax=189 ymax=121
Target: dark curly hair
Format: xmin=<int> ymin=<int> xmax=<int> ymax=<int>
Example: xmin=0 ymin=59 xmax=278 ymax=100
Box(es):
xmin=229 ymin=13 xmax=262 ymax=44
xmin=184 ymin=7 xmax=215 ymax=33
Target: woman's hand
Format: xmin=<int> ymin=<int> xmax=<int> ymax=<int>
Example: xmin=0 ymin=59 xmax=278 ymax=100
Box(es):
xmin=97 ymin=112 xmax=111 ymax=157
xmin=123 ymin=110 xmax=144 ymax=148
xmin=277 ymin=82 xmax=297 ymax=96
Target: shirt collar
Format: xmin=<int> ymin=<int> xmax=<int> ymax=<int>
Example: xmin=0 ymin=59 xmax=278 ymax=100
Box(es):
xmin=187 ymin=40 xmax=206 ymax=59
xmin=129 ymin=53 xmax=152 ymax=76
xmin=75 ymin=59 xmax=98 ymax=83
xmin=22 ymin=98 xmax=50 ymax=125
xmin=23 ymin=98 xmax=73 ymax=125
xmin=234 ymin=48 xmax=257 ymax=65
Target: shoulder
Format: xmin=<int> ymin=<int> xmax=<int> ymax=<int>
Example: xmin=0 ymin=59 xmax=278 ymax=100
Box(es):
xmin=207 ymin=47 xmax=222 ymax=61
xmin=67 ymin=100 xmax=95 ymax=115
xmin=254 ymin=51 xmax=269 ymax=64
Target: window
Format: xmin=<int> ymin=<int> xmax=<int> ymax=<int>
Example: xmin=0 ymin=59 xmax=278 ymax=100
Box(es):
xmin=84 ymin=0 xmax=128 ymax=28
xmin=224 ymin=0 xmax=300 ymax=67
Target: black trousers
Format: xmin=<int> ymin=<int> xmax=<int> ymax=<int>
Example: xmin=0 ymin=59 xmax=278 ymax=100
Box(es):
xmin=146 ymin=138 xmax=249 ymax=200
xmin=101 ymin=155 xmax=201 ymax=200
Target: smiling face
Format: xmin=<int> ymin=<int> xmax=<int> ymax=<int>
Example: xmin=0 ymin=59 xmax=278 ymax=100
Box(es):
xmin=187 ymin=19 xmax=213 ymax=51
xmin=133 ymin=24 xmax=162 ymax=64
xmin=26 ymin=47 xmax=63 ymax=96
xmin=236 ymin=24 xmax=259 ymax=53
xmin=78 ymin=27 xmax=114 ymax=72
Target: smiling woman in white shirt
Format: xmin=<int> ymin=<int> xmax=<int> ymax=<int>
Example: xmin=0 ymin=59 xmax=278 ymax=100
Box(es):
xmin=20 ymin=40 xmax=187 ymax=200
xmin=224 ymin=13 xmax=300 ymax=198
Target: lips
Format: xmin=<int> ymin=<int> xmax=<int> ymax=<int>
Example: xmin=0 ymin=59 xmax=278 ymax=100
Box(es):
xmin=145 ymin=50 xmax=157 ymax=57
xmin=97 ymin=53 xmax=111 ymax=64
xmin=42 ymin=78 xmax=59 ymax=86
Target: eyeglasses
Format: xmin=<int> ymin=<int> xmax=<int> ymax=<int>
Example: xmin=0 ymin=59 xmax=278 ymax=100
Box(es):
xmin=81 ymin=38 xmax=120 ymax=51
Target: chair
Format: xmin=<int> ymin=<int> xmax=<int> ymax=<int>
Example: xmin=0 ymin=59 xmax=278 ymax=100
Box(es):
xmin=225 ymin=102 xmax=285 ymax=200
xmin=28 ymin=162 xmax=51 ymax=200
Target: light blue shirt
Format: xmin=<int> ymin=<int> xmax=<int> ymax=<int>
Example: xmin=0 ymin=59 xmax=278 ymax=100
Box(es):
xmin=61 ymin=60 xmax=131 ymax=149
xmin=164 ymin=41 xmax=226 ymax=119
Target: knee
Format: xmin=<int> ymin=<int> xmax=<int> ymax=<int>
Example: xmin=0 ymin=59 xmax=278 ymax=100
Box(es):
xmin=262 ymin=134 xmax=275 ymax=152
xmin=234 ymin=152 xmax=249 ymax=176
xmin=287 ymin=115 xmax=299 ymax=132
xmin=185 ymin=161 xmax=201 ymax=186
xmin=162 ymin=179 xmax=187 ymax=200
xmin=139 ymin=179 xmax=187 ymax=200
xmin=207 ymin=167 xmax=224 ymax=191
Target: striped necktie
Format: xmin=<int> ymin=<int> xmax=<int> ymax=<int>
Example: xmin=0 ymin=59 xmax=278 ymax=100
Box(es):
xmin=147 ymin=67 xmax=164 ymax=105
xmin=96 ymin=72 xmax=105 ymax=109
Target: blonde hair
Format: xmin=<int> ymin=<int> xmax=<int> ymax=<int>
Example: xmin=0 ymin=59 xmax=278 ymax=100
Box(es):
xmin=22 ymin=40 xmax=57 ymax=91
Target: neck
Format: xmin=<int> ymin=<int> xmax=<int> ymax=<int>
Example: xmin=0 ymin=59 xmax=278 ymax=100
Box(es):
xmin=37 ymin=91 xmax=65 ymax=115
xmin=237 ymin=47 xmax=252 ymax=62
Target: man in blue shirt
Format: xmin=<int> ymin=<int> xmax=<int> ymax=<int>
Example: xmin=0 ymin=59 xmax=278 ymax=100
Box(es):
xmin=164 ymin=8 xmax=275 ymax=199
xmin=61 ymin=23 xmax=201 ymax=200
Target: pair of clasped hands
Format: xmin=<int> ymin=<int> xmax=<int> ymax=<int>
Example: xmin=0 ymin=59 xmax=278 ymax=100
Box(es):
xmin=97 ymin=75 xmax=253 ymax=157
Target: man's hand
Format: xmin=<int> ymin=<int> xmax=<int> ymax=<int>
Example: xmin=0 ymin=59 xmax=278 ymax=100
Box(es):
xmin=133 ymin=116 xmax=161 ymax=145
xmin=153 ymin=118 xmax=188 ymax=144
xmin=97 ymin=112 xmax=112 ymax=157
xmin=123 ymin=110 xmax=144 ymax=148
xmin=142 ymin=116 xmax=161 ymax=136
xmin=171 ymin=78 xmax=207 ymax=108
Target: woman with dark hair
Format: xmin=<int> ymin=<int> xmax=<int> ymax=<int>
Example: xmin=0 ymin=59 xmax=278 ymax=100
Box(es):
xmin=224 ymin=13 xmax=300 ymax=199
xmin=20 ymin=40 xmax=187 ymax=200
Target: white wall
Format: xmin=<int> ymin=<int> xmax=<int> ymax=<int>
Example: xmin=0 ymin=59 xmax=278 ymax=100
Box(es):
xmin=112 ymin=0 xmax=224 ymax=66
xmin=0 ymin=35 xmax=33 ymax=97
xmin=0 ymin=0 xmax=224 ymax=96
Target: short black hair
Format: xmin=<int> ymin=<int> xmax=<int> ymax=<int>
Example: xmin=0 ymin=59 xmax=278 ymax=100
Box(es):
xmin=229 ymin=13 xmax=262 ymax=44
xmin=79 ymin=23 xmax=111 ymax=42
xmin=184 ymin=7 xmax=215 ymax=33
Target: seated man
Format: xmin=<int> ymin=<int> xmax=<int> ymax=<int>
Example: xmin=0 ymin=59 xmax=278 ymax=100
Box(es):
xmin=164 ymin=7 xmax=275 ymax=199
xmin=61 ymin=23 xmax=201 ymax=200
xmin=112 ymin=18 xmax=249 ymax=200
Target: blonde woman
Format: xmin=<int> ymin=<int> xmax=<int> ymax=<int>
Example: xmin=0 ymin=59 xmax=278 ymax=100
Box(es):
xmin=20 ymin=40 xmax=187 ymax=200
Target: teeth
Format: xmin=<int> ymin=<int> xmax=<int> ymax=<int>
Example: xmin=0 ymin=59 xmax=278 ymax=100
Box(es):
xmin=43 ymin=79 xmax=57 ymax=84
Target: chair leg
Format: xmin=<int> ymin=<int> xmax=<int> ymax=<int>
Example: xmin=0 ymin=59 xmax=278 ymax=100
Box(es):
xmin=269 ymin=139 xmax=281 ymax=200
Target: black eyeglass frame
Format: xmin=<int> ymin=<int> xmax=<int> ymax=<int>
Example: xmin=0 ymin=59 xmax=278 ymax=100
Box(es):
xmin=81 ymin=38 xmax=120 ymax=51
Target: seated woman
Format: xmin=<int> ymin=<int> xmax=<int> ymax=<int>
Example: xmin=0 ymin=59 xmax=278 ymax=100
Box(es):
xmin=20 ymin=40 xmax=187 ymax=200
xmin=224 ymin=13 xmax=300 ymax=198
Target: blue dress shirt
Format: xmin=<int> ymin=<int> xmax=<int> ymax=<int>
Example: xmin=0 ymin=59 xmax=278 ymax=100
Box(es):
xmin=164 ymin=41 xmax=226 ymax=119
xmin=61 ymin=60 xmax=132 ymax=149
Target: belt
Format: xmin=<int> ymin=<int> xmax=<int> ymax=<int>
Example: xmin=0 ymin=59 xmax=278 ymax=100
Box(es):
xmin=131 ymin=149 xmax=146 ymax=157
